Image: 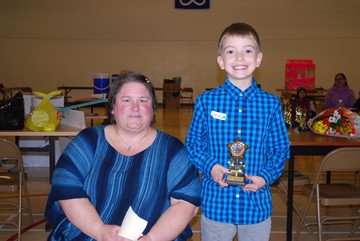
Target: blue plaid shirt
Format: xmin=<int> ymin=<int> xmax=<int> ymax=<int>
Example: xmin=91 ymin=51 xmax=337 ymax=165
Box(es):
xmin=186 ymin=78 xmax=290 ymax=224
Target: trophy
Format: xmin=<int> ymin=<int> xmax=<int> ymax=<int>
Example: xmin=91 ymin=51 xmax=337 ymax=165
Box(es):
xmin=224 ymin=138 xmax=250 ymax=186
xmin=283 ymin=102 xmax=292 ymax=128
xmin=295 ymin=106 xmax=307 ymax=131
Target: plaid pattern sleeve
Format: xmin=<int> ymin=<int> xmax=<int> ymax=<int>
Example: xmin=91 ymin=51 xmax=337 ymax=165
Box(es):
xmin=186 ymin=78 xmax=290 ymax=224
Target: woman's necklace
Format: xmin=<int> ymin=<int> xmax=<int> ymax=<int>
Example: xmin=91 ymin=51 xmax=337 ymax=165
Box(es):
xmin=115 ymin=127 xmax=151 ymax=151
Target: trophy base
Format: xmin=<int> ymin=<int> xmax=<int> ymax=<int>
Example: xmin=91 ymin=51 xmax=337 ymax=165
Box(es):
xmin=225 ymin=174 xmax=246 ymax=186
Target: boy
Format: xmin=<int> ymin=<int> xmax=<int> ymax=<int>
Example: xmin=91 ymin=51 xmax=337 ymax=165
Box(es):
xmin=186 ymin=23 xmax=290 ymax=241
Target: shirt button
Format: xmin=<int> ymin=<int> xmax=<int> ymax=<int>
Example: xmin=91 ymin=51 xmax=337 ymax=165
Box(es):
xmin=239 ymin=109 xmax=242 ymax=113
xmin=237 ymin=130 xmax=241 ymax=134
xmin=239 ymin=93 xmax=243 ymax=97
xmin=236 ymin=194 xmax=240 ymax=198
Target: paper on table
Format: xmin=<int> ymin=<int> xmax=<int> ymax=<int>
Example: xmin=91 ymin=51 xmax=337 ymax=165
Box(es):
xmin=118 ymin=206 xmax=148 ymax=241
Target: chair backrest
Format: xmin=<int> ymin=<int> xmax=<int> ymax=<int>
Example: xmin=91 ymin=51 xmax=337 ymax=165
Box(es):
xmin=0 ymin=87 xmax=32 ymax=99
xmin=182 ymin=87 xmax=192 ymax=91
xmin=182 ymin=87 xmax=193 ymax=93
xmin=308 ymin=147 xmax=360 ymax=188
xmin=321 ymin=147 xmax=360 ymax=172
xmin=181 ymin=87 xmax=193 ymax=97
xmin=0 ymin=139 xmax=24 ymax=172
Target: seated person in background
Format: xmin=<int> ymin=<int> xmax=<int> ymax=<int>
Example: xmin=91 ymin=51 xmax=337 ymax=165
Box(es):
xmin=323 ymin=72 xmax=356 ymax=109
xmin=353 ymin=95 xmax=360 ymax=111
xmin=45 ymin=72 xmax=201 ymax=241
xmin=291 ymin=87 xmax=316 ymax=125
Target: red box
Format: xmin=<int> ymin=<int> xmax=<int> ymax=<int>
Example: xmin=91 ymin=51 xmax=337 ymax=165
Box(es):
xmin=285 ymin=59 xmax=315 ymax=90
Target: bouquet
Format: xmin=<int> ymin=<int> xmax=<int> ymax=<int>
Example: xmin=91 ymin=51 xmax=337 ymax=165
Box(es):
xmin=307 ymin=108 xmax=360 ymax=139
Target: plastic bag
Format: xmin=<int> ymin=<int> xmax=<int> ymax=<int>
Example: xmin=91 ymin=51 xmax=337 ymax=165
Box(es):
xmin=25 ymin=91 xmax=62 ymax=131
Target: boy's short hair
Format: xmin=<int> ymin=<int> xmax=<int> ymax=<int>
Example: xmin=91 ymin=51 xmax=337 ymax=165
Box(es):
xmin=218 ymin=23 xmax=261 ymax=55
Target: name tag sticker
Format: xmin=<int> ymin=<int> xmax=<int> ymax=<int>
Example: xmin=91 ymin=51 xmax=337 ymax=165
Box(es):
xmin=211 ymin=110 xmax=227 ymax=121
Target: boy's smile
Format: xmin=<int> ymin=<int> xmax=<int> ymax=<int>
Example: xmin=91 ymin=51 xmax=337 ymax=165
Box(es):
xmin=217 ymin=35 xmax=262 ymax=90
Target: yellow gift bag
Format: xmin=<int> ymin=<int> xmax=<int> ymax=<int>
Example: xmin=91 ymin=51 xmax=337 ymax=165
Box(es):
xmin=25 ymin=91 xmax=62 ymax=131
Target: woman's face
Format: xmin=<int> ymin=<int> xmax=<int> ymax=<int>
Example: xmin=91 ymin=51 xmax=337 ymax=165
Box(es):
xmin=112 ymin=82 xmax=154 ymax=132
xmin=334 ymin=74 xmax=346 ymax=88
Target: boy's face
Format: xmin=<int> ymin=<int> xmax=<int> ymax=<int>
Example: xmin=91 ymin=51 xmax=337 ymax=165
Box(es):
xmin=217 ymin=35 xmax=262 ymax=85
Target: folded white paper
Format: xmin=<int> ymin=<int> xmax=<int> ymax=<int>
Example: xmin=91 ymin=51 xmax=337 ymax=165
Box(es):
xmin=118 ymin=206 xmax=148 ymax=241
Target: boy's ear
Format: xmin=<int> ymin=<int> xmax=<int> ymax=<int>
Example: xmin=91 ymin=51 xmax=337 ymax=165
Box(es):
xmin=217 ymin=55 xmax=225 ymax=69
xmin=256 ymin=52 xmax=263 ymax=67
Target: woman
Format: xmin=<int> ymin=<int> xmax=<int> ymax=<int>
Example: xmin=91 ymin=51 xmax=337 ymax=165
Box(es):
xmin=45 ymin=72 xmax=201 ymax=241
xmin=323 ymin=73 xmax=356 ymax=109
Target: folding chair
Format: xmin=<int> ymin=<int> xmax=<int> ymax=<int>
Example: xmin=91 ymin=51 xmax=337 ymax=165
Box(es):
xmin=180 ymin=87 xmax=194 ymax=105
xmin=274 ymin=170 xmax=310 ymax=219
xmin=0 ymin=138 xmax=33 ymax=241
xmin=294 ymin=147 xmax=360 ymax=241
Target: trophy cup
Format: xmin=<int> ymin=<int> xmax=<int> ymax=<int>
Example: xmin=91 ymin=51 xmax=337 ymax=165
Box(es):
xmin=284 ymin=102 xmax=292 ymax=128
xmin=224 ymin=138 xmax=250 ymax=186
xmin=295 ymin=106 xmax=308 ymax=131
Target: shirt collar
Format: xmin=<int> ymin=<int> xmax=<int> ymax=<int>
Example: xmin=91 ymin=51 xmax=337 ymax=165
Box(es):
xmin=224 ymin=77 xmax=259 ymax=101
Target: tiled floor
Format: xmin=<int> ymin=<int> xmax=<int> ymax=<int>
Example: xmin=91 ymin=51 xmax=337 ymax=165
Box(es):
xmin=1 ymin=106 xmax=360 ymax=240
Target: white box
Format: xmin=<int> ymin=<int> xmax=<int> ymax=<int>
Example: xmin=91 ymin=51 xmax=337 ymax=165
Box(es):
xmin=20 ymin=137 xmax=62 ymax=168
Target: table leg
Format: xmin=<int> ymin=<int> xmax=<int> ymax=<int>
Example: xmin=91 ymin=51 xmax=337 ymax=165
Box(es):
xmin=17 ymin=137 xmax=53 ymax=184
xmin=326 ymin=171 xmax=331 ymax=183
xmin=49 ymin=136 xmax=55 ymax=184
xmin=287 ymin=150 xmax=295 ymax=241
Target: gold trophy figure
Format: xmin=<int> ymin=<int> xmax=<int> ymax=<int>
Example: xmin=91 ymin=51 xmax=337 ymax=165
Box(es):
xmin=284 ymin=102 xmax=292 ymax=127
xmin=224 ymin=138 xmax=250 ymax=186
xmin=295 ymin=106 xmax=307 ymax=130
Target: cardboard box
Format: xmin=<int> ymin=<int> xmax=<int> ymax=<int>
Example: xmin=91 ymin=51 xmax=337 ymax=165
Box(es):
xmin=285 ymin=59 xmax=315 ymax=90
xmin=163 ymin=98 xmax=180 ymax=109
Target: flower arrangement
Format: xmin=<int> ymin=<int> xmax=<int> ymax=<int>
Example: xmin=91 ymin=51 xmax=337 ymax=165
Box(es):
xmin=308 ymin=108 xmax=360 ymax=139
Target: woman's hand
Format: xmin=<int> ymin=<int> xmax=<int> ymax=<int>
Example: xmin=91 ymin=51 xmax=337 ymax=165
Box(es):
xmin=138 ymin=234 xmax=153 ymax=241
xmin=94 ymin=224 xmax=124 ymax=241
xmin=60 ymin=198 xmax=126 ymax=241
xmin=96 ymin=225 xmax=152 ymax=241
xmin=144 ymin=198 xmax=198 ymax=241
